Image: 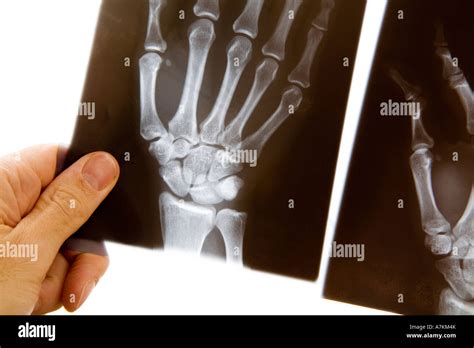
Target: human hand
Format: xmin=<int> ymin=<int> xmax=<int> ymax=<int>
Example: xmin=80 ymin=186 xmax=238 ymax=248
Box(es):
xmin=0 ymin=145 xmax=119 ymax=314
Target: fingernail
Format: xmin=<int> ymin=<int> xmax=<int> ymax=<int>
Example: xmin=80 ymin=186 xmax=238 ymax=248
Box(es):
xmin=76 ymin=281 xmax=96 ymax=310
xmin=82 ymin=153 xmax=118 ymax=191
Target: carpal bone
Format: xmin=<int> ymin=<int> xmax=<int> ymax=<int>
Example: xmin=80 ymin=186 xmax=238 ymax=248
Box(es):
xmin=216 ymin=209 xmax=247 ymax=264
xmin=424 ymin=234 xmax=452 ymax=256
xmin=149 ymin=136 xmax=174 ymax=165
xmin=436 ymin=257 xmax=474 ymax=301
xmin=183 ymin=145 xmax=218 ymax=185
xmin=439 ymin=288 xmax=474 ymax=314
xmin=139 ymin=53 xmax=168 ymax=141
xmin=288 ymin=27 xmax=324 ymax=89
xmin=200 ymin=36 xmax=253 ymax=144
xmin=262 ymin=0 xmax=303 ymax=61
xmin=312 ymin=0 xmax=335 ymax=30
xmin=220 ymin=58 xmax=279 ymax=148
xmin=159 ymin=160 xmax=190 ymax=197
xmin=241 ymin=85 xmax=303 ymax=156
xmin=207 ymin=153 xmax=243 ymax=182
xmin=233 ymin=0 xmax=264 ymax=39
xmin=171 ymin=138 xmax=192 ymax=159
xmin=189 ymin=183 xmax=224 ymax=205
xmin=193 ymin=0 xmax=220 ymax=21
xmin=215 ymin=175 xmax=244 ymax=201
xmin=159 ymin=192 xmax=216 ymax=253
xmin=410 ymin=148 xmax=452 ymax=254
xmin=145 ymin=0 xmax=168 ymax=53
xmin=168 ymin=19 xmax=216 ymax=144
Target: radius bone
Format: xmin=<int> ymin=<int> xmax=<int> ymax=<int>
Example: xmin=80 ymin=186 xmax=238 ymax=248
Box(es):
xmin=233 ymin=0 xmax=265 ymax=39
xmin=139 ymin=53 xmax=168 ymax=141
xmin=240 ymin=85 xmax=303 ymax=156
xmin=262 ymin=0 xmax=303 ymax=61
xmin=159 ymin=192 xmax=216 ymax=254
xmin=168 ymin=19 xmax=216 ymax=144
xmin=193 ymin=0 xmax=220 ymax=21
xmin=219 ymin=58 xmax=279 ymax=148
xmin=145 ymin=0 xmax=168 ymax=53
xmin=200 ymin=36 xmax=253 ymax=144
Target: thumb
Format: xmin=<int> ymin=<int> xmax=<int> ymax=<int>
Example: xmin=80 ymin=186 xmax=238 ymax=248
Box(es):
xmin=10 ymin=152 xmax=119 ymax=273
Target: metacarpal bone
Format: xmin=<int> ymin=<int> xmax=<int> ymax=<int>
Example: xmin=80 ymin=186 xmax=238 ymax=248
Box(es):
xmin=159 ymin=160 xmax=191 ymax=197
xmin=219 ymin=58 xmax=279 ymax=148
xmin=233 ymin=0 xmax=264 ymax=39
xmin=139 ymin=53 xmax=168 ymax=141
xmin=168 ymin=19 xmax=216 ymax=144
xmin=193 ymin=0 xmax=220 ymax=21
xmin=145 ymin=0 xmax=168 ymax=53
xmin=216 ymin=209 xmax=247 ymax=264
xmin=410 ymin=149 xmax=451 ymax=246
xmin=240 ymin=85 xmax=303 ymax=156
xmin=200 ymin=36 xmax=253 ymax=144
xmin=262 ymin=0 xmax=303 ymax=61
xmin=159 ymin=192 xmax=216 ymax=253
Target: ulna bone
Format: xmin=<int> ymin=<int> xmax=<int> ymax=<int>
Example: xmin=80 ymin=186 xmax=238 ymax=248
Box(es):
xmin=216 ymin=209 xmax=247 ymax=264
xmin=240 ymin=85 xmax=303 ymax=156
xmin=262 ymin=0 xmax=303 ymax=61
xmin=453 ymin=185 xmax=474 ymax=245
xmin=168 ymin=19 xmax=216 ymax=144
xmin=200 ymin=35 xmax=253 ymax=144
xmin=193 ymin=0 xmax=220 ymax=21
xmin=219 ymin=58 xmax=279 ymax=148
xmin=139 ymin=53 xmax=168 ymax=141
xmin=159 ymin=192 xmax=216 ymax=253
xmin=462 ymin=246 xmax=474 ymax=284
xmin=144 ymin=0 xmax=168 ymax=53
xmin=233 ymin=0 xmax=265 ymax=39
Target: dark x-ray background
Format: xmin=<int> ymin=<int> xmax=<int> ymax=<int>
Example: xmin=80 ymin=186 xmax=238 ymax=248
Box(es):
xmin=324 ymin=0 xmax=474 ymax=313
xmin=65 ymin=0 xmax=365 ymax=280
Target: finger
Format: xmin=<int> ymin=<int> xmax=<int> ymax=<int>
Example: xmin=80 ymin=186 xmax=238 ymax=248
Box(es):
xmin=32 ymin=253 xmax=69 ymax=315
xmin=10 ymin=152 xmax=119 ymax=275
xmin=0 ymin=144 xmax=65 ymax=227
xmin=61 ymin=251 xmax=109 ymax=312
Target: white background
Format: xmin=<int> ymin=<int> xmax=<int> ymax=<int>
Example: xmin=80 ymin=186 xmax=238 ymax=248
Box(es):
xmin=0 ymin=0 xmax=391 ymax=314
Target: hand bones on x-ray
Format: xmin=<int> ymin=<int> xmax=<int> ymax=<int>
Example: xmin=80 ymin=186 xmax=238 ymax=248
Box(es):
xmin=391 ymin=24 xmax=474 ymax=314
xmin=139 ymin=0 xmax=334 ymax=264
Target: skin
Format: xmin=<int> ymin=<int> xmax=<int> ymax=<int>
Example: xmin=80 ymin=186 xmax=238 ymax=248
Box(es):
xmin=0 ymin=145 xmax=119 ymax=314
